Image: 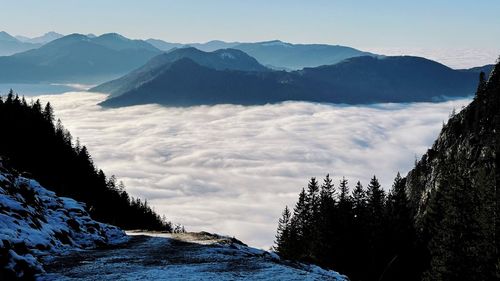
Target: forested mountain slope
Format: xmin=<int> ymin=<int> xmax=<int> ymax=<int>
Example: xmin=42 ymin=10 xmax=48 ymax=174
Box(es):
xmin=96 ymin=53 xmax=483 ymax=107
xmin=405 ymin=60 xmax=500 ymax=280
xmin=91 ymin=47 xmax=269 ymax=98
xmin=0 ymin=92 xmax=171 ymax=231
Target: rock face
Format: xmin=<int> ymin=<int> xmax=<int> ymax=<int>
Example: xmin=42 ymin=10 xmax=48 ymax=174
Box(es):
xmin=0 ymin=162 xmax=127 ymax=279
xmin=405 ymin=60 xmax=500 ymax=279
xmin=406 ymin=61 xmax=499 ymax=216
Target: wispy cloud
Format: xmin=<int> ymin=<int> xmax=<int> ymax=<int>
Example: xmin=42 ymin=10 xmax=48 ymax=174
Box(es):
xmin=35 ymin=92 xmax=470 ymax=249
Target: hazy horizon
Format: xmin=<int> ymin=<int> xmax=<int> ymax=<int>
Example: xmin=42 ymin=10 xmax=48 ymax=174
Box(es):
xmin=2 ymin=0 xmax=499 ymax=50
xmin=3 ymin=30 xmax=498 ymax=69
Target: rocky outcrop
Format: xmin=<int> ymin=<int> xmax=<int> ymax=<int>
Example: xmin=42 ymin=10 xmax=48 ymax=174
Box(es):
xmin=405 ymin=59 xmax=500 ymax=279
xmin=0 ymin=162 xmax=127 ymax=279
xmin=406 ymin=60 xmax=500 ymax=218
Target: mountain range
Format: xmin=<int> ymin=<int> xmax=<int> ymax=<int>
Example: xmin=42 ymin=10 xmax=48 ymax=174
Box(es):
xmin=146 ymin=38 xmax=375 ymax=69
xmin=0 ymin=33 xmax=162 ymax=83
xmin=94 ymin=47 xmax=489 ymax=107
xmin=92 ymin=47 xmax=269 ymax=98
xmin=15 ymin=31 xmax=64 ymax=44
xmin=0 ymin=31 xmax=42 ymax=56
xmin=0 ymin=31 xmax=495 ymax=104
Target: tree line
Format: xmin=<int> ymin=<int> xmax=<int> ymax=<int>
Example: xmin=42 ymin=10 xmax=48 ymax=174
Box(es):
xmin=274 ymin=174 xmax=424 ymax=281
xmin=0 ymin=91 xmax=172 ymax=231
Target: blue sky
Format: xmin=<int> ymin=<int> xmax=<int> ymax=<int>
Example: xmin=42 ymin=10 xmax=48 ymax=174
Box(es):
xmin=2 ymin=0 xmax=499 ymax=48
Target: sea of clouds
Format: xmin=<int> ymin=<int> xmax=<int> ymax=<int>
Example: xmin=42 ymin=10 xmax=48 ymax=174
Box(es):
xmin=34 ymin=92 xmax=470 ymax=249
xmin=363 ymin=47 xmax=499 ymax=69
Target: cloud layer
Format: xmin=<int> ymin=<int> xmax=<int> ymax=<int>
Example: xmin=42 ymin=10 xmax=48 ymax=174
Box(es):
xmin=35 ymin=92 xmax=470 ymax=248
xmin=364 ymin=47 xmax=499 ymax=69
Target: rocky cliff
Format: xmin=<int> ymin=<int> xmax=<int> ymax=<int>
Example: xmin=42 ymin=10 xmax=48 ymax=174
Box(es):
xmin=405 ymin=59 xmax=500 ymax=280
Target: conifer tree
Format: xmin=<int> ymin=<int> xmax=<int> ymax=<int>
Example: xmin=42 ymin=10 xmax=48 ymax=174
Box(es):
xmin=320 ymin=174 xmax=335 ymax=199
xmin=303 ymin=177 xmax=321 ymax=259
xmin=287 ymin=188 xmax=309 ymax=260
xmin=291 ymin=188 xmax=308 ymax=244
xmin=334 ymin=177 xmax=354 ymax=273
xmin=315 ymin=174 xmax=337 ymax=265
xmin=338 ymin=177 xmax=350 ymax=206
xmin=366 ymin=175 xmax=385 ymax=218
xmin=476 ymin=71 xmax=487 ymax=99
xmin=352 ymin=181 xmax=366 ymax=216
xmin=306 ymin=177 xmax=320 ymax=227
xmin=274 ymin=206 xmax=292 ymax=257
xmin=43 ymin=102 xmax=54 ymax=123
xmin=365 ymin=175 xmax=386 ymax=278
xmin=32 ymin=99 xmax=42 ymax=113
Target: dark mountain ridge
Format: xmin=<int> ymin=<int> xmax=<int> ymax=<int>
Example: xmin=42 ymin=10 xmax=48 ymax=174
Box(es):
xmin=91 ymin=47 xmax=269 ymax=98
xmin=96 ymin=50 xmax=486 ymax=107
xmin=298 ymin=55 xmax=481 ymax=103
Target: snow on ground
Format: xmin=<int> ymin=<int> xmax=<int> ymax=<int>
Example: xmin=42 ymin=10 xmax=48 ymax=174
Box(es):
xmin=0 ymin=162 xmax=127 ymax=279
xmin=39 ymin=231 xmax=347 ymax=280
xmin=0 ymin=160 xmax=347 ymax=280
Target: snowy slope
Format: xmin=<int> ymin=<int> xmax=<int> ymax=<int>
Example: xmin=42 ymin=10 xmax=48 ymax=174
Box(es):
xmin=40 ymin=231 xmax=348 ymax=280
xmin=0 ymin=161 xmax=347 ymax=280
xmin=0 ymin=164 xmax=127 ymax=279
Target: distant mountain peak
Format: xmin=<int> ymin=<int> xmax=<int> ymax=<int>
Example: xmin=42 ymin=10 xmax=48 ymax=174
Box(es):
xmin=98 ymin=33 xmax=128 ymax=40
xmin=91 ymin=46 xmax=270 ymax=99
xmin=168 ymin=46 xmax=201 ymax=53
xmin=0 ymin=31 xmax=19 ymax=42
xmin=46 ymin=33 xmax=89 ymax=45
xmin=13 ymin=31 xmax=64 ymax=44
xmin=258 ymin=40 xmax=292 ymax=47
xmin=206 ymin=39 xmax=234 ymax=44
xmin=145 ymin=47 xmax=269 ymax=72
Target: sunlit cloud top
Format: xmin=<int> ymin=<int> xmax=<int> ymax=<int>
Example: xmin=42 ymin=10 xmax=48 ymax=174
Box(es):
xmin=34 ymin=92 xmax=470 ymax=248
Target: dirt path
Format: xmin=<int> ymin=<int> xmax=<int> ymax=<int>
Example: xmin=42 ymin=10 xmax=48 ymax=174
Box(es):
xmin=37 ymin=232 xmax=346 ymax=281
